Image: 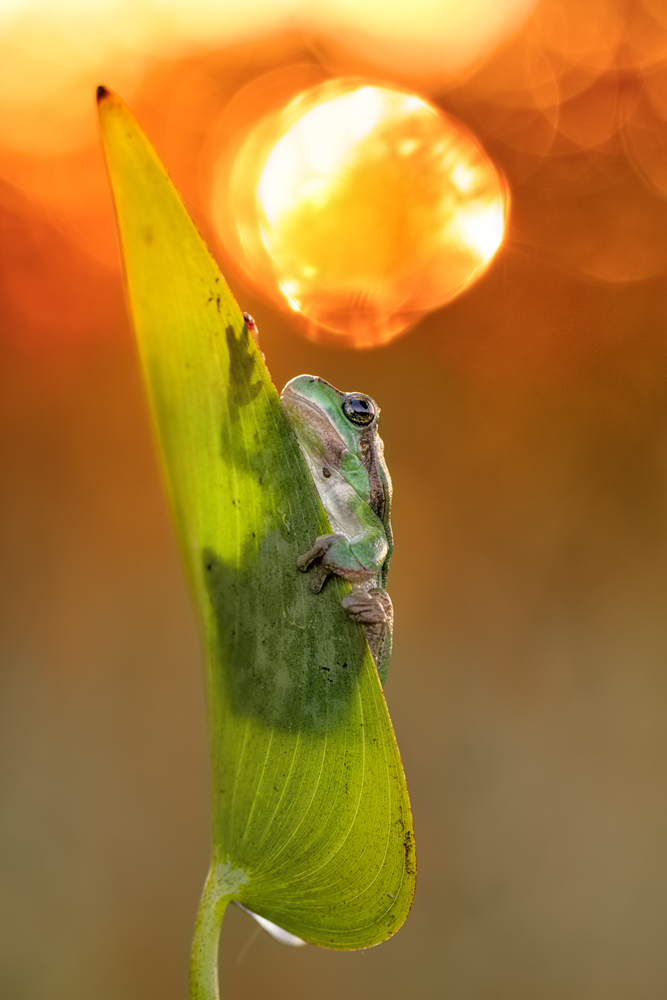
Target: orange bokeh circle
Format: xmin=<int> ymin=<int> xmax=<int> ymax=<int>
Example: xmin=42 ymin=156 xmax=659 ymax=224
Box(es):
xmin=213 ymin=78 xmax=509 ymax=348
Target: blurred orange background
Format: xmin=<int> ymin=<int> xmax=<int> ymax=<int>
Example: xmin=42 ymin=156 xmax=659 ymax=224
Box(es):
xmin=4 ymin=1 xmax=667 ymax=997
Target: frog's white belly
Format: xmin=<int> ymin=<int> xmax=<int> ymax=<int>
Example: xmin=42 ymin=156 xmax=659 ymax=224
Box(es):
xmin=300 ymin=447 xmax=363 ymax=542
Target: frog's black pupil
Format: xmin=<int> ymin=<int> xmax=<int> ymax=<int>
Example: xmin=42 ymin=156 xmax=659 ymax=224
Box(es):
xmin=343 ymin=396 xmax=374 ymax=425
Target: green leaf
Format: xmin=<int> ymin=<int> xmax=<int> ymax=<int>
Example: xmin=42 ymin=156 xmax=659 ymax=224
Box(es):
xmin=97 ymin=85 xmax=415 ymax=979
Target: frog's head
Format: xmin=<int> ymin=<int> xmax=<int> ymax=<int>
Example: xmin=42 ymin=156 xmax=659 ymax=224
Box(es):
xmin=281 ymin=375 xmax=379 ymax=457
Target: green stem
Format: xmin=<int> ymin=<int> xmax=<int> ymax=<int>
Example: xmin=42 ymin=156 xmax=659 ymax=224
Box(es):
xmin=189 ymin=865 xmax=233 ymax=1000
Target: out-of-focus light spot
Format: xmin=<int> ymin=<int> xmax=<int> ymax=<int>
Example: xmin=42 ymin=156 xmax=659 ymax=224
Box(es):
xmin=0 ymin=0 xmax=26 ymax=24
xmin=260 ymin=86 xmax=384 ymax=225
xmin=398 ymin=139 xmax=419 ymax=157
xmin=309 ymin=0 xmax=539 ymax=77
xmin=0 ymin=0 xmax=536 ymax=159
xmin=451 ymin=163 xmax=476 ymax=192
xmin=5 ymin=0 xmax=667 ymax=320
xmin=214 ymin=79 xmax=508 ymax=348
xmin=0 ymin=0 xmax=307 ymax=154
xmin=455 ymin=203 xmax=505 ymax=259
xmin=280 ymin=282 xmax=302 ymax=312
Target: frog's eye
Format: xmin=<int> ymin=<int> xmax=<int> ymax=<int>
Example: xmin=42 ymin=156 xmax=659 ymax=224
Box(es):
xmin=343 ymin=395 xmax=375 ymax=426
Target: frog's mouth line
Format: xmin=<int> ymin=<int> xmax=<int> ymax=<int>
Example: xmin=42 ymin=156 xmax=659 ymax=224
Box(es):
xmin=280 ymin=386 xmax=347 ymax=464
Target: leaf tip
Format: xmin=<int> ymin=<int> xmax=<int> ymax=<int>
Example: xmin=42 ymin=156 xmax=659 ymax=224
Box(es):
xmin=96 ymin=84 xmax=111 ymax=104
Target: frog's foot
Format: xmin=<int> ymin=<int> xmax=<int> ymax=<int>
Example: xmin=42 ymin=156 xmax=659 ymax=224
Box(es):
xmin=296 ymin=535 xmax=334 ymax=572
xmin=296 ymin=534 xmax=335 ymax=593
xmin=297 ymin=534 xmax=369 ymax=593
xmin=342 ymin=588 xmax=393 ymax=675
xmin=341 ymin=588 xmax=390 ymax=625
xmin=302 ymin=561 xmax=330 ymax=594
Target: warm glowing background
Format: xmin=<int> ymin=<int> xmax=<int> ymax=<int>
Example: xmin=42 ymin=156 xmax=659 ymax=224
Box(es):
xmin=4 ymin=1 xmax=667 ymax=997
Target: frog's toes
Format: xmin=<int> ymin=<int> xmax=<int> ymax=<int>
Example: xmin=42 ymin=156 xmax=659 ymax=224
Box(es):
xmin=307 ymin=563 xmax=331 ymax=594
xmin=341 ymin=588 xmax=390 ymax=625
xmin=296 ymin=534 xmax=335 ymax=571
xmin=296 ymin=549 xmax=315 ymax=572
xmin=297 ymin=535 xmax=337 ymax=592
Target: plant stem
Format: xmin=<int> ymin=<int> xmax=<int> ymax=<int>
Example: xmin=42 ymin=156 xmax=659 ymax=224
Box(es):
xmin=189 ymin=865 xmax=234 ymax=1000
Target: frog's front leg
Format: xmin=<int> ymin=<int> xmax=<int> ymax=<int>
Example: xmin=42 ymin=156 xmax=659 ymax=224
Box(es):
xmin=296 ymin=533 xmax=372 ymax=593
xmin=297 ymin=530 xmax=392 ymax=682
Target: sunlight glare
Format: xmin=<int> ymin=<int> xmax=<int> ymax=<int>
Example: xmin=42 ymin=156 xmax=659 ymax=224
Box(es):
xmin=455 ymin=202 xmax=505 ymax=259
xmin=216 ymin=79 xmax=509 ymax=347
xmin=260 ymin=87 xmax=383 ymax=225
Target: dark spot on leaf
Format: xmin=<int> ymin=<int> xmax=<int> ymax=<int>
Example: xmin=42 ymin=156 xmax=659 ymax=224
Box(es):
xmin=216 ymin=294 xmax=221 ymax=311
xmin=144 ymin=226 xmax=153 ymax=245
xmin=403 ymin=828 xmax=415 ymax=877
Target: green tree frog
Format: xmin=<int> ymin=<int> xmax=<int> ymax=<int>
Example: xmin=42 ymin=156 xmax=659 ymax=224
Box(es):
xmin=280 ymin=375 xmax=393 ymax=685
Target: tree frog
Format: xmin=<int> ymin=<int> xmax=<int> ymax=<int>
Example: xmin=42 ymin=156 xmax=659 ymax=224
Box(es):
xmin=280 ymin=374 xmax=393 ymax=685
